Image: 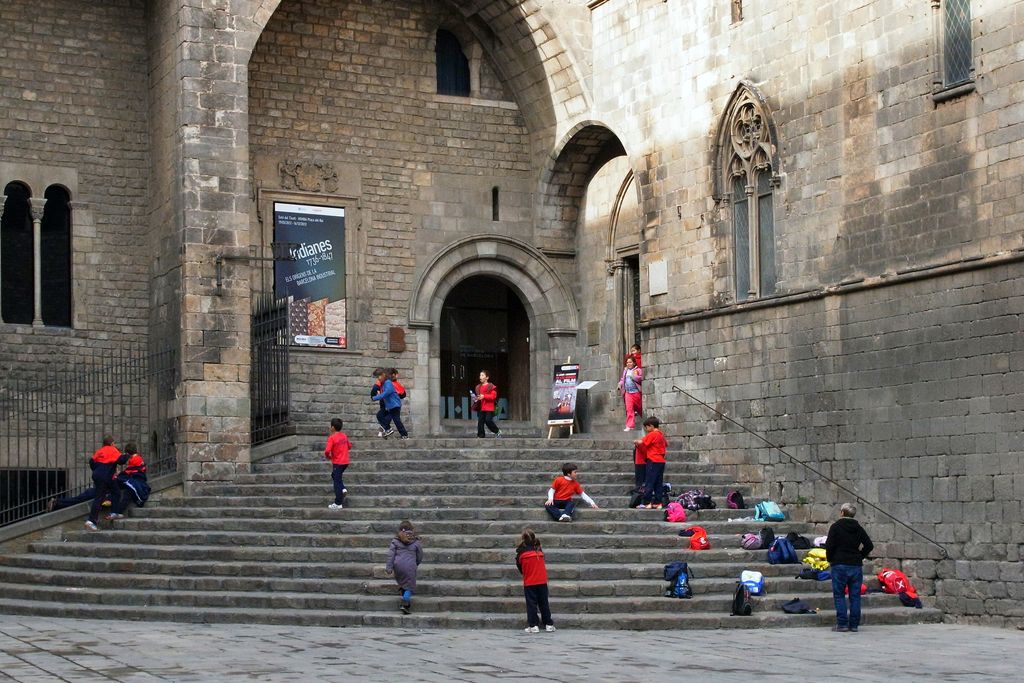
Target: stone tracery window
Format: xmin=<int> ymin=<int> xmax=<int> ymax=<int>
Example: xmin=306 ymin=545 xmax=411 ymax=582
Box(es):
xmin=716 ymin=84 xmax=779 ymax=301
xmin=932 ymin=0 xmax=974 ymax=100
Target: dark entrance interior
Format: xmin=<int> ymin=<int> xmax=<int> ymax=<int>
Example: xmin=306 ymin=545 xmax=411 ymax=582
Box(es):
xmin=440 ymin=276 xmax=530 ymax=422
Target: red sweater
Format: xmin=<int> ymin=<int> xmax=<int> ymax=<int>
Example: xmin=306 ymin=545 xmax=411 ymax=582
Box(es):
xmin=516 ymin=546 xmax=549 ymax=586
xmin=639 ymin=430 xmax=667 ymax=463
xmin=325 ymin=431 xmax=351 ymax=465
xmin=91 ymin=445 xmax=122 ymax=465
xmin=122 ymin=454 xmax=146 ymax=477
xmin=550 ymin=475 xmax=583 ymax=501
xmin=475 ymin=382 xmax=498 ymax=412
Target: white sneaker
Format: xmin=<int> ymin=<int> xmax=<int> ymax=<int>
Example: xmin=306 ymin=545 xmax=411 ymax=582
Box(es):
xmin=377 ymin=429 xmax=385 ymax=438
xmin=545 ymin=625 xmax=556 ymax=632
xmin=383 ymin=428 xmax=395 ymax=438
xmin=104 ymin=513 xmax=124 ymax=521
xmin=623 ymin=427 xmax=631 ymax=431
xmin=341 ymin=488 xmax=348 ymax=494
xmin=558 ymin=514 xmax=571 ymax=522
xmin=524 ymin=626 xmax=539 ymax=633
xmin=328 ymin=503 xmax=343 ymax=510
xmin=84 ymin=521 xmax=98 ymax=531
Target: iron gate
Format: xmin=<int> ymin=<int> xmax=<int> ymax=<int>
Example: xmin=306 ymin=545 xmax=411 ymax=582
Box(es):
xmin=251 ymin=292 xmax=291 ymax=445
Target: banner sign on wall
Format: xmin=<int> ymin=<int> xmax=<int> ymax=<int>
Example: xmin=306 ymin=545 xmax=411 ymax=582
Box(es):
xmin=547 ymin=363 xmax=580 ymax=426
xmin=273 ymin=202 xmax=347 ymax=348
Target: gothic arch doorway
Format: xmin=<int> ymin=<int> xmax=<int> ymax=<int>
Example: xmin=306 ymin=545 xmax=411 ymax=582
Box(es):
xmin=439 ymin=276 xmax=530 ymax=423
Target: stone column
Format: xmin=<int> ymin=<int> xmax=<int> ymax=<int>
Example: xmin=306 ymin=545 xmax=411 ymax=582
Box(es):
xmin=30 ymin=199 xmax=45 ymax=327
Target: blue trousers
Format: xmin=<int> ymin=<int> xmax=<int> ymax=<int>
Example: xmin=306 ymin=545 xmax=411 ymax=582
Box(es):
xmin=523 ymin=584 xmax=553 ymax=627
xmin=379 ymin=407 xmax=408 ymax=437
xmin=331 ymin=464 xmax=348 ymax=504
xmin=545 ymin=499 xmax=575 ymax=520
xmin=831 ymin=564 xmax=864 ymax=629
xmin=642 ymin=462 xmax=665 ymax=504
xmin=634 ymin=464 xmax=647 ymax=491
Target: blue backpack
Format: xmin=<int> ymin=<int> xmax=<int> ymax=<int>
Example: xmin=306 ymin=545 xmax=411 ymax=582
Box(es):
xmin=767 ymin=537 xmax=799 ymax=565
xmin=663 ymin=561 xmax=693 ymax=599
xmin=754 ymin=501 xmax=785 ymax=521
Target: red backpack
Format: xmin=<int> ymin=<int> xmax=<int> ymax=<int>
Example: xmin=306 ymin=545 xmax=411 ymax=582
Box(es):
xmin=877 ymin=568 xmax=918 ymax=599
xmin=686 ymin=526 xmax=710 ymax=550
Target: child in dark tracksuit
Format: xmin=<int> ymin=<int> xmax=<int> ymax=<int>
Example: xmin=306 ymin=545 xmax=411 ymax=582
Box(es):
xmin=107 ymin=443 xmax=149 ymax=520
xmin=516 ymin=528 xmax=554 ymax=633
xmin=85 ymin=435 xmax=127 ymax=531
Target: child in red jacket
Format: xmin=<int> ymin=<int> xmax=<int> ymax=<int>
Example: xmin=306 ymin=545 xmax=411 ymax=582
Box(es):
xmin=515 ymin=528 xmax=554 ymax=633
xmin=324 ymin=418 xmax=352 ymax=509
xmin=545 ymin=462 xmax=599 ymax=522
xmin=635 ymin=416 xmax=668 ymax=508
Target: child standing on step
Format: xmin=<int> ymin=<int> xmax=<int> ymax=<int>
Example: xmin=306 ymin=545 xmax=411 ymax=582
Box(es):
xmin=386 ymin=520 xmax=422 ymax=614
xmin=324 ymin=418 xmax=351 ymax=510
xmin=635 ymin=416 xmax=668 ymax=509
xmin=516 ymin=528 xmax=554 ymax=633
xmin=545 ymin=462 xmax=599 ymax=522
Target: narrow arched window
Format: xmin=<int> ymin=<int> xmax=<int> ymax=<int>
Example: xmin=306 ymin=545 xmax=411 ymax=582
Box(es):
xmin=41 ymin=185 xmax=72 ymax=327
xmin=436 ymin=29 xmax=470 ymax=96
xmin=717 ymin=85 xmax=780 ymax=301
xmin=491 ymin=186 xmax=500 ymax=221
xmin=1 ymin=182 xmax=34 ymax=324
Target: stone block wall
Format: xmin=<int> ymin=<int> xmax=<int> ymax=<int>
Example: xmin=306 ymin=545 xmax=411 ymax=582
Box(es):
xmin=647 ymin=259 xmax=1024 ymax=625
xmin=0 ymin=0 xmax=150 ymax=372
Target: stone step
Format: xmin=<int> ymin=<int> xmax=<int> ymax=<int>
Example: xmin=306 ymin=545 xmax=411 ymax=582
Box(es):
xmin=0 ymin=566 xmax=843 ymax=598
xmin=57 ymin=528 xmax=806 ymax=551
xmin=261 ymin=447 xmax=700 ymax=464
xmin=234 ymin=469 xmax=736 ymax=484
xmin=0 ymin=597 xmax=943 ymax=631
xmin=138 ymin=502 xmax=796 ymax=524
xmin=0 ymin=581 xmax=915 ymax=617
xmin=25 ymin=541 xmax=812 ymax=566
xmin=113 ymin=517 xmax=812 ymax=537
xmin=188 ymin=483 xmax=749 ymax=498
xmin=253 ymin=460 xmax=720 ymax=474
xmin=0 ymin=554 xmax=836 ymax=581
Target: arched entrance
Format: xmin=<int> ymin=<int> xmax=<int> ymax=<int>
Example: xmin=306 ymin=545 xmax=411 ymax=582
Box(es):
xmin=439 ymin=276 xmax=530 ymax=423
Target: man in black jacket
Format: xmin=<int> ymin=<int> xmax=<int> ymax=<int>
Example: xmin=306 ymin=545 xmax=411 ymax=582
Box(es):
xmin=824 ymin=503 xmax=874 ymax=632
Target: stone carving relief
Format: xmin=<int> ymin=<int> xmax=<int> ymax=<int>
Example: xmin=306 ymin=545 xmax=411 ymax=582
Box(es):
xmin=278 ymin=160 xmax=340 ymax=194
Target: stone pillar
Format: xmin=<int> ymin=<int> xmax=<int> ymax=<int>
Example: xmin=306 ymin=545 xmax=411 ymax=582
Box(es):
xmin=165 ymin=2 xmax=260 ymax=488
xmin=29 ymin=199 xmax=45 ymax=327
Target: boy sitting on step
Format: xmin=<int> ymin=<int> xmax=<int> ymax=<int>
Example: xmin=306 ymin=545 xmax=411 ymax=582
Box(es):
xmin=544 ymin=462 xmax=599 ymax=522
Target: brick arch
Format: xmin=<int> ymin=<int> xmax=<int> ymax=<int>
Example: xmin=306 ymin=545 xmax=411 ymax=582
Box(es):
xmin=239 ymin=0 xmax=588 ymax=137
xmin=535 ymin=121 xmax=632 ymax=248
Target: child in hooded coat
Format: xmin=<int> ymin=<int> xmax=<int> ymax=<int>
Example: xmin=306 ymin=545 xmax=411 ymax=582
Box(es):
xmin=386 ymin=520 xmax=423 ymax=614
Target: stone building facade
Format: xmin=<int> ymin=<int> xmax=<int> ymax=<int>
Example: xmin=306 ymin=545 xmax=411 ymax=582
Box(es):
xmin=1 ymin=0 xmax=1022 ymax=624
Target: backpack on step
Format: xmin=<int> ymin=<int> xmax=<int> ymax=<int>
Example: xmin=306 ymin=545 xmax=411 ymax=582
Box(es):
xmin=740 ymin=532 xmax=762 ymax=550
xmin=730 ymin=582 xmax=752 ymax=616
xmin=767 ymin=537 xmax=798 ymax=565
xmin=802 ymin=547 xmax=829 ymax=570
xmin=758 ymin=526 xmax=776 ymax=550
xmin=677 ymin=489 xmax=707 ymax=511
xmin=663 ymin=561 xmax=693 ymax=599
xmin=628 ymin=488 xmax=644 ymax=509
xmin=680 ymin=525 xmax=711 ymax=550
xmin=740 ymin=569 xmax=765 ymax=595
xmin=754 ymin=500 xmax=785 ymax=521
xmin=726 ymin=490 xmax=746 ymax=509
xmin=786 ymin=532 xmax=812 ymax=549
xmin=694 ymin=494 xmax=716 ymax=510
xmin=664 ymin=501 xmax=687 ymax=523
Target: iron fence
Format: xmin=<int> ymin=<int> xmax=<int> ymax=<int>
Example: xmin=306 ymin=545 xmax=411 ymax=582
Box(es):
xmin=0 ymin=343 xmax=177 ymax=527
xmin=251 ymin=292 xmax=291 ymax=445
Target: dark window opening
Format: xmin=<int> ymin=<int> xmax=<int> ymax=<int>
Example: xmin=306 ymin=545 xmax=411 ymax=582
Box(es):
xmin=756 ymin=172 xmax=776 ymax=296
xmin=491 ymin=187 xmax=499 ymax=221
xmin=41 ymin=185 xmax=72 ymax=327
xmin=436 ymin=29 xmax=471 ymax=97
xmin=624 ymin=255 xmax=641 ymax=348
xmin=1 ymin=182 xmax=34 ymax=324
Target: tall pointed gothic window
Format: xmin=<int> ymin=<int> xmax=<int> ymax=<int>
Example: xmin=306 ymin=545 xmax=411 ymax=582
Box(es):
xmin=715 ymin=85 xmax=780 ymax=301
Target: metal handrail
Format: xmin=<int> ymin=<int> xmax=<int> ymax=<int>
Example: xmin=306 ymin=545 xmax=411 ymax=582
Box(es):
xmin=670 ymin=384 xmax=950 ymax=559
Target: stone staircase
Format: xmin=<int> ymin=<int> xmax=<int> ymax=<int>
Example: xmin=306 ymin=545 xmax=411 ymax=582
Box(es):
xmin=0 ymin=437 xmax=941 ymax=629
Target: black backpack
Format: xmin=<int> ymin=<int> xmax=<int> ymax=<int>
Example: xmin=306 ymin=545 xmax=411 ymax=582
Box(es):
xmin=730 ymin=582 xmax=752 ymax=616
xmin=628 ymin=489 xmax=644 ymax=509
xmin=694 ymin=495 xmax=716 ymax=510
xmin=786 ymin=532 xmax=812 ymax=550
xmin=758 ymin=526 xmax=776 ymax=550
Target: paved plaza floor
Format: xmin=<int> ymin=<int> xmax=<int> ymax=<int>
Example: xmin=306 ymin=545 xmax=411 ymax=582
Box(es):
xmin=0 ymin=616 xmax=1020 ymax=682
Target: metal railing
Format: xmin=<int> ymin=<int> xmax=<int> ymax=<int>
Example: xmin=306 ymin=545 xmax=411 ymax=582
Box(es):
xmin=251 ymin=292 xmax=291 ymax=445
xmin=0 ymin=344 xmax=177 ymax=527
xmin=671 ymin=385 xmax=950 ymax=559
